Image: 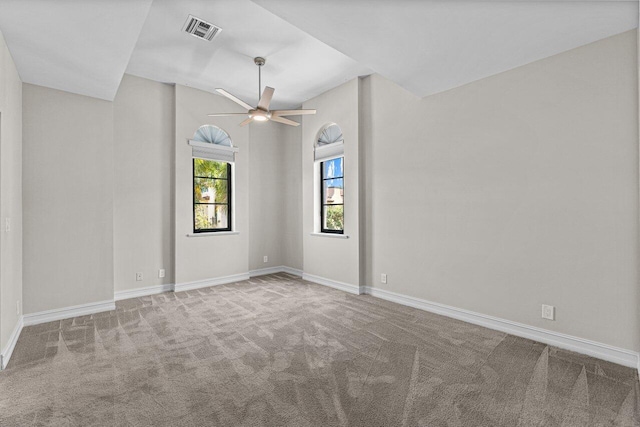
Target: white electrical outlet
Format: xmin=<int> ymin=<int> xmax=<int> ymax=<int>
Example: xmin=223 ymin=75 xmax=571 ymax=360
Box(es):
xmin=16 ymin=300 xmax=19 ymax=316
xmin=542 ymin=304 xmax=555 ymax=320
xmin=381 ymin=273 xmax=387 ymax=284
xmin=263 ymin=256 xmax=268 ymax=263
xmin=158 ymin=269 xmax=165 ymax=278
xmin=136 ymin=272 xmax=143 ymax=281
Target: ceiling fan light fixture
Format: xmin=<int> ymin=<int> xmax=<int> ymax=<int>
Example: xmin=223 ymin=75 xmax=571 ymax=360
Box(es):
xmin=250 ymin=109 xmax=271 ymax=122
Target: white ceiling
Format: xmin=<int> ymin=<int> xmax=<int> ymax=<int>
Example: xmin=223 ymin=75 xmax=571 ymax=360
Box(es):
xmin=0 ymin=1 xmax=636 ymax=105
xmin=125 ymin=0 xmax=370 ymax=109
xmin=0 ymin=0 xmax=153 ymax=100
xmin=252 ymin=0 xmax=638 ymax=98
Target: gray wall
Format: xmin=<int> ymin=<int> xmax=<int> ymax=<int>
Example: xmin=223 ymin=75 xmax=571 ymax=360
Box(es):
xmin=23 ymin=84 xmax=114 ymax=313
xmin=296 ymin=31 xmax=639 ymax=352
xmin=16 ymin=29 xmax=640 ymax=354
xmin=301 ymin=79 xmax=361 ymax=286
xmin=21 ymin=76 xmax=301 ymax=313
xmin=282 ymin=124 xmax=303 ymax=271
xmin=0 ymin=30 xmax=22 ymax=354
xmin=249 ymin=124 xmax=284 ymax=270
xmin=171 ymin=83 xmax=303 ymax=281
xmin=363 ymin=30 xmax=639 ymax=351
xmin=249 ymin=123 xmax=302 ymax=271
xmin=174 ymin=85 xmax=250 ymax=284
xmin=113 ymin=75 xmax=174 ymax=293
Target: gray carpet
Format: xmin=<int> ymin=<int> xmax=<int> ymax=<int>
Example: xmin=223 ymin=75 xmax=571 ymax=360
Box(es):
xmin=1 ymin=273 xmax=638 ymax=426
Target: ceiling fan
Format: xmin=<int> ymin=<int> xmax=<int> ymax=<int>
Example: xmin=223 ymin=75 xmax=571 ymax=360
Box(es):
xmin=208 ymin=57 xmax=316 ymax=127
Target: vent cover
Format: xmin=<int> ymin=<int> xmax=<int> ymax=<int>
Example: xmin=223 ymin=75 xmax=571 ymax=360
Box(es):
xmin=182 ymin=15 xmax=221 ymax=41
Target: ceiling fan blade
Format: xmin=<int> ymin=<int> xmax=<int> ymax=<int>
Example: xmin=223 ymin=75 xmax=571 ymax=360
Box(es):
xmin=272 ymin=109 xmax=316 ymax=117
xmin=216 ymin=88 xmax=254 ymax=111
xmin=207 ymin=113 xmax=249 ymax=116
xmin=257 ymin=86 xmax=275 ymax=111
xmin=239 ymin=117 xmax=254 ymax=127
xmin=270 ymin=116 xmax=300 ymax=127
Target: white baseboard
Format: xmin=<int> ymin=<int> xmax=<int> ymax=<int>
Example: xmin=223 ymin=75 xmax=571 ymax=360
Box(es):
xmin=112 ymin=268 xmax=303 ymax=300
xmin=303 ymin=273 xmax=363 ymax=295
xmin=0 ymin=316 xmax=24 ymax=370
xmin=115 ymin=283 xmax=174 ymax=301
xmin=22 ymin=300 xmax=116 ymax=327
xmin=9 ymin=271 xmax=636 ymax=373
xmin=364 ymin=286 xmax=639 ymax=369
xmin=250 ymin=266 xmax=286 ymax=277
xmin=250 ymin=266 xmax=303 ymax=277
xmin=281 ymin=266 xmax=303 ymax=277
xmin=174 ymin=272 xmax=250 ymax=292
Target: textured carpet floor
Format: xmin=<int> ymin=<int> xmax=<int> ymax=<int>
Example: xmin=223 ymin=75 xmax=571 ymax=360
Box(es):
xmin=1 ymin=272 xmax=638 ymax=426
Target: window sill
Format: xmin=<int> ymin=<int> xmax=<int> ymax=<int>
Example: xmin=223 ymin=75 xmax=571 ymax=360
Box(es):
xmin=310 ymin=232 xmax=349 ymax=239
xmin=187 ymin=231 xmax=239 ymax=237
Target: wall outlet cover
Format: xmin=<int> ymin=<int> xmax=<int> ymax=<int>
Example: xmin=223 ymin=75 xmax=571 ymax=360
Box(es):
xmin=159 ymin=269 xmax=165 ymax=278
xmin=381 ymin=273 xmax=387 ymax=284
xmin=136 ymin=272 xmax=143 ymax=281
xmin=542 ymin=304 xmax=555 ymax=320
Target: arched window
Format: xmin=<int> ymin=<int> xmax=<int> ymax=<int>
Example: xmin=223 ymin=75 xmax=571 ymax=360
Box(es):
xmin=315 ymin=124 xmax=344 ymax=234
xmin=189 ymin=125 xmax=238 ymax=233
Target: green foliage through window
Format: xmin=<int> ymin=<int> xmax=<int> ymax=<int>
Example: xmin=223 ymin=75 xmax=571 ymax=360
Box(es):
xmin=321 ymin=157 xmax=344 ymax=233
xmin=325 ymin=205 xmax=343 ymax=231
xmin=193 ymin=158 xmax=231 ymax=232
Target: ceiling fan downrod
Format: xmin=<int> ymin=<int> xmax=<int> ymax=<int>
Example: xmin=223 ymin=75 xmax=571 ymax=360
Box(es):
xmin=254 ymin=57 xmax=266 ymax=101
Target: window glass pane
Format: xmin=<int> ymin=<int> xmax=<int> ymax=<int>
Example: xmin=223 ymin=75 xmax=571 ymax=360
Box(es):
xmin=323 ymin=157 xmax=343 ymax=179
xmin=323 ymin=205 xmax=344 ymax=231
xmin=194 ymin=158 xmax=228 ymax=179
xmin=195 ymin=204 xmax=228 ymax=230
xmin=194 ymin=178 xmax=227 ymax=203
xmin=194 ymin=177 xmax=212 ymax=203
xmin=323 ymin=179 xmax=344 ymax=204
xmin=212 ymin=180 xmax=228 ymax=203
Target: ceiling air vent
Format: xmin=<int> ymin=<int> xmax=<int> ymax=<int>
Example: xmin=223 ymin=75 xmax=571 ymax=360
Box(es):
xmin=182 ymin=15 xmax=221 ymax=41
